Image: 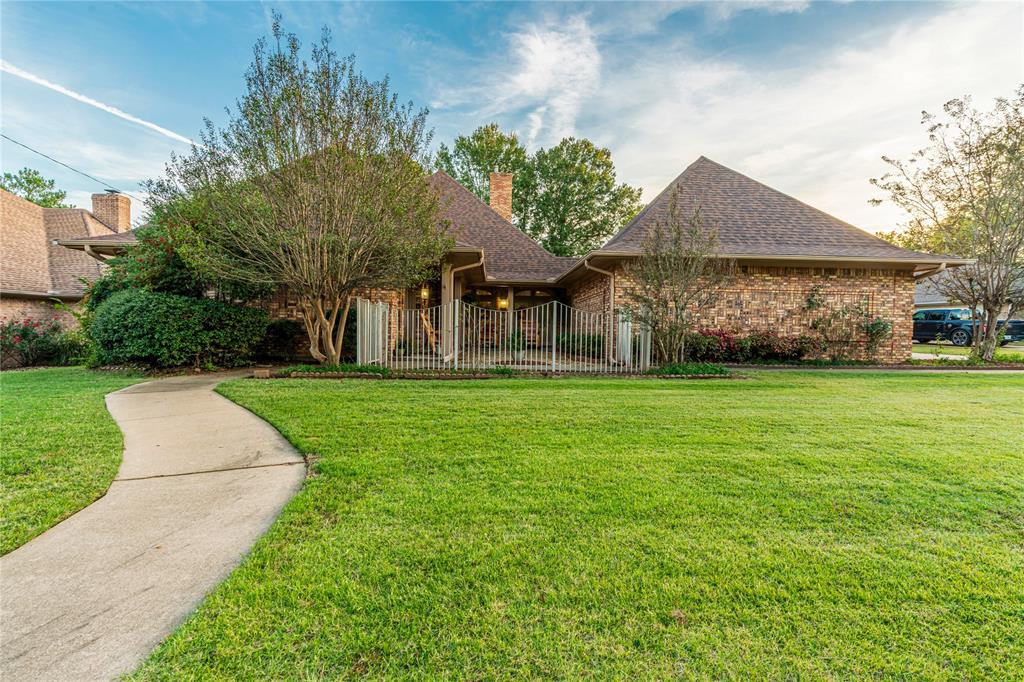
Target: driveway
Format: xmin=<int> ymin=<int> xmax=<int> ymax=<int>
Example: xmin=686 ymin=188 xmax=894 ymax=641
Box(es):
xmin=0 ymin=372 xmax=305 ymax=681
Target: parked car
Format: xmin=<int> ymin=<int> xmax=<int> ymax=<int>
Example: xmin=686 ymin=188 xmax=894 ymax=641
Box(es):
xmin=996 ymin=318 xmax=1024 ymax=345
xmin=913 ymin=308 xmax=1024 ymax=346
xmin=912 ymin=308 xmax=978 ymax=346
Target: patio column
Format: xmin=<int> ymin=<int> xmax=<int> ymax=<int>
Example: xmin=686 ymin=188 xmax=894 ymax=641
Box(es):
xmin=506 ymin=286 xmax=514 ymax=336
xmin=441 ymin=262 xmax=453 ymax=357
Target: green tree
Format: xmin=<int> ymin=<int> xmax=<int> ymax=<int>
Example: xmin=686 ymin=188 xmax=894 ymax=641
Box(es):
xmin=148 ymin=16 xmax=449 ymax=364
xmin=436 ymin=126 xmax=643 ymax=256
xmin=871 ymin=87 xmax=1024 ymax=361
xmin=524 ymin=138 xmax=644 ymax=256
xmin=0 ymin=167 xmax=70 ymax=208
xmin=435 ymin=123 xmax=531 ymax=218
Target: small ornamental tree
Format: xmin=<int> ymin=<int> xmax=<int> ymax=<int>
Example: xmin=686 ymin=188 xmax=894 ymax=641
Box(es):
xmin=624 ymin=192 xmax=736 ymax=364
xmin=872 ymin=87 xmax=1024 ymax=361
xmin=148 ymin=16 xmax=450 ymax=364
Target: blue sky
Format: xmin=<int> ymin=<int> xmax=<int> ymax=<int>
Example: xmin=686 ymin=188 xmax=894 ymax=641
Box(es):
xmin=1 ymin=1 xmax=1020 ymax=232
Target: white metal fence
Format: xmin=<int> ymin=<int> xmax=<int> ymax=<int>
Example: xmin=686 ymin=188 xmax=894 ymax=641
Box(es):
xmin=356 ymin=299 xmax=651 ymax=373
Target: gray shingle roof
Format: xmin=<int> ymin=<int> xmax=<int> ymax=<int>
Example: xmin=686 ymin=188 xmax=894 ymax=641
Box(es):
xmin=601 ymin=157 xmax=958 ymax=262
xmin=1 ymin=189 xmax=111 ymax=298
xmin=430 ymin=172 xmax=577 ymax=282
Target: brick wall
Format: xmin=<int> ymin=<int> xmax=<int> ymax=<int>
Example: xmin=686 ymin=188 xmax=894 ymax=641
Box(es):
xmin=0 ymin=296 xmax=79 ymax=327
xmin=261 ymin=285 xmax=403 ymax=321
xmin=488 ymin=173 xmax=513 ymax=221
xmin=259 ymin=285 xmax=404 ymax=361
xmin=90 ymin=193 xmax=131 ymax=233
xmin=569 ymin=263 xmax=915 ymax=363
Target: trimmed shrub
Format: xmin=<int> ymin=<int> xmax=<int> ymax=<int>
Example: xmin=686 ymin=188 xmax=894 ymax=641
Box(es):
xmin=91 ymin=289 xmax=268 ymax=368
xmin=257 ymin=319 xmax=306 ymax=362
xmin=683 ymin=328 xmax=820 ymax=363
xmin=556 ymin=333 xmax=604 ymax=358
xmin=0 ymin=316 xmax=62 ymax=367
xmin=685 ymin=329 xmax=738 ymax=362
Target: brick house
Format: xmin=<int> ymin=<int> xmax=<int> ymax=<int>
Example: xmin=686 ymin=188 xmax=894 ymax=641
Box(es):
xmin=0 ymin=189 xmax=133 ymax=325
xmin=57 ymin=157 xmax=968 ymax=364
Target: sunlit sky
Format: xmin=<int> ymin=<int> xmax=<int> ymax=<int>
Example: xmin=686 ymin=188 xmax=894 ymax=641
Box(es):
xmin=1 ymin=1 xmax=1020 ymax=233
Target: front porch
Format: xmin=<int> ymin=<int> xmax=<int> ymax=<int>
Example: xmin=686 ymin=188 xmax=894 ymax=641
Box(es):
xmin=356 ymin=298 xmax=652 ymax=374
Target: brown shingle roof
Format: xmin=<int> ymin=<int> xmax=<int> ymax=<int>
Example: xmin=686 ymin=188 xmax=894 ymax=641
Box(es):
xmin=601 ymin=156 xmax=959 ymax=262
xmin=1 ymin=189 xmax=112 ymax=298
xmin=430 ymin=172 xmax=577 ymax=282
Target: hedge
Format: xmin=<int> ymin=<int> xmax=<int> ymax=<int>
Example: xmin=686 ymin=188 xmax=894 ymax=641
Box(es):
xmin=91 ymin=289 xmax=268 ymax=368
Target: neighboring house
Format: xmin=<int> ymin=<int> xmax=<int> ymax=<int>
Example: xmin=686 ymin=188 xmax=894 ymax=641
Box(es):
xmin=915 ymin=272 xmax=953 ymax=310
xmin=915 ymin=270 xmax=1021 ymax=319
xmin=1 ymin=189 xmax=133 ymax=324
xmin=58 ymin=157 xmax=969 ymax=363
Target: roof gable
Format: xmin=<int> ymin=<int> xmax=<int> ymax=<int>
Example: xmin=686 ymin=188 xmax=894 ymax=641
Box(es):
xmin=430 ymin=171 xmax=576 ymax=282
xmin=601 ymin=156 xmax=949 ymax=262
xmin=1 ymin=188 xmax=112 ymax=297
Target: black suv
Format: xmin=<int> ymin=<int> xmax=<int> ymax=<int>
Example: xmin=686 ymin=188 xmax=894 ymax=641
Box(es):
xmin=913 ymin=308 xmax=1024 ymax=346
xmin=912 ymin=308 xmax=978 ymax=346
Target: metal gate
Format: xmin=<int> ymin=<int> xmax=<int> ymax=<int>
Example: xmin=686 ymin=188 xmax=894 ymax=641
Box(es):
xmin=357 ymin=299 xmax=651 ymax=373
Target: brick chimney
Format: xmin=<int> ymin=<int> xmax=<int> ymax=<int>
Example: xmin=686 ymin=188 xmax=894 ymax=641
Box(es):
xmin=91 ymin=191 xmax=131 ymax=233
xmin=489 ymin=172 xmax=512 ymax=221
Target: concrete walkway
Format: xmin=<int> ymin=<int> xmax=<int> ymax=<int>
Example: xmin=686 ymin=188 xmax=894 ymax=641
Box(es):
xmin=0 ymin=372 xmax=305 ymax=681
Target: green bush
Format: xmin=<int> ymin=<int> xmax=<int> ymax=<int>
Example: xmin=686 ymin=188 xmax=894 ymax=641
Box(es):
xmin=1 ymin=316 xmax=62 ymax=366
xmin=91 ymin=289 xmax=268 ymax=368
xmin=556 ymin=333 xmax=604 ymax=358
xmin=257 ymin=319 xmax=306 ymax=362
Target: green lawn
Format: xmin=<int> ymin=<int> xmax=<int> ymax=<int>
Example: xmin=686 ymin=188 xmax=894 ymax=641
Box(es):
xmin=0 ymin=367 xmax=143 ymax=554
xmin=132 ymin=373 xmax=1023 ymax=680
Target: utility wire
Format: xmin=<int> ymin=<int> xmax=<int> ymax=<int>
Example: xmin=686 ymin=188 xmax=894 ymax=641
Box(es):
xmin=1 ymin=132 xmax=145 ymax=203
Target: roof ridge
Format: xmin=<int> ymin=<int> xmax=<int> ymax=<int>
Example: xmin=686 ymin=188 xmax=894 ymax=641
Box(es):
xmin=603 ymin=156 xmax=704 ymax=248
xmin=432 ymin=169 xmax=566 ymax=261
xmin=693 ymin=156 xmax=905 ymax=249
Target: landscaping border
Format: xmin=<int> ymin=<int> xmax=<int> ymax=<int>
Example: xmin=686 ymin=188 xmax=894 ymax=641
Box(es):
xmin=274 ymin=371 xmax=743 ymax=381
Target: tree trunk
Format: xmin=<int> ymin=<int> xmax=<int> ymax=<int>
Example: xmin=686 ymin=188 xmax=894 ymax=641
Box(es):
xmin=299 ymin=299 xmax=327 ymax=363
xmin=329 ymin=297 xmax=353 ymax=365
xmin=979 ymin=306 xmax=1001 ymax=361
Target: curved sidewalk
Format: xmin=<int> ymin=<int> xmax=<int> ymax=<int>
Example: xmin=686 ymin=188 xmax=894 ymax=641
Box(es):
xmin=1 ymin=372 xmax=305 ymax=681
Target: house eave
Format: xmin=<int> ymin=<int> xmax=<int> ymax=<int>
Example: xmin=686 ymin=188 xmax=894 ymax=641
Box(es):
xmin=554 ymin=251 xmax=975 ymax=283
xmin=0 ymin=288 xmax=82 ymax=302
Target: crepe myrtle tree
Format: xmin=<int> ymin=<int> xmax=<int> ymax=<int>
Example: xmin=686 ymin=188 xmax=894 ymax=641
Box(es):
xmin=873 ymin=87 xmax=1024 ymax=360
xmin=148 ymin=16 xmax=451 ymax=364
xmin=624 ymin=191 xmax=736 ymax=364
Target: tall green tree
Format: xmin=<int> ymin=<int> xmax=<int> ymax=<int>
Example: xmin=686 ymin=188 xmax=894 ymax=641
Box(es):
xmin=436 ymin=125 xmax=643 ymax=256
xmin=872 ymin=86 xmax=1024 ymax=361
xmin=0 ymin=168 xmax=71 ymax=208
xmin=523 ymin=138 xmax=644 ymax=256
xmin=435 ymin=123 xmax=531 ymax=216
xmin=148 ymin=16 xmax=449 ymax=364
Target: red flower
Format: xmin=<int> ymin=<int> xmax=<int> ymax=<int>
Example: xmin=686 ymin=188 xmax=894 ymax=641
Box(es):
xmin=33 ymin=321 xmax=39 ymax=328
xmin=13 ymin=335 xmax=21 ymax=344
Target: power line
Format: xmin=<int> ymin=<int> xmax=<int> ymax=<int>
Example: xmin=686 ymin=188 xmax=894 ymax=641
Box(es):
xmin=1 ymin=132 xmax=145 ymax=203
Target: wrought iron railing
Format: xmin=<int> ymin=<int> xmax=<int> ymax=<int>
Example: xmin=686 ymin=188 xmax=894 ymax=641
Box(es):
xmin=356 ymin=299 xmax=651 ymax=373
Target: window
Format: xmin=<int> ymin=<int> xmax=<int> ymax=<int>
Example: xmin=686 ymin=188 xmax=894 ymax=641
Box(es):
xmin=925 ymin=311 xmax=947 ymax=321
xmin=913 ymin=311 xmax=927 ymax=321
xmin=948 ymin=309 xmax=974 ymax=320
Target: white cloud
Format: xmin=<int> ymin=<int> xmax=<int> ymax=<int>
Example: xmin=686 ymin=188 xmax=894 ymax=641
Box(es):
xmin=704 ymin=0 xmax=809 ymax=23
xmin=588 ymin=1 xmax=1023 ymax=232
xmin=433 ymin=15 xmax=601 ymax=148
xmin=0 ymin=60 xmax=199 ymax=147
xmin=507 ymin=16 xmax=601 ymax=146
